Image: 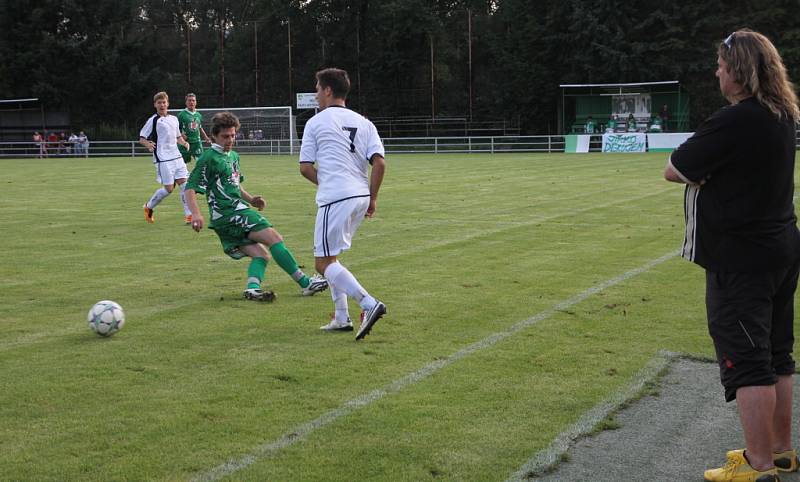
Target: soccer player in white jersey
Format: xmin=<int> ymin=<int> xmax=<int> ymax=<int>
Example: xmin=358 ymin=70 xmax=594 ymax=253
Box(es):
xmin=139 ymin=91 xmax=192 ymax=224
xmin=299 ymin=68 xmax=387 ymax=340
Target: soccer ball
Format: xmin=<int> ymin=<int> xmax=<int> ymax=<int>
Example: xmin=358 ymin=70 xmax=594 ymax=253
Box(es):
xmin=87 ymin=300 xmax=125 ymax=337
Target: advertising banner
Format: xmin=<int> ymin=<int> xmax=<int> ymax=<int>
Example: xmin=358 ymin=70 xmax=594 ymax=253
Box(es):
xmin=602 ymin=133 xmax=646 ymax=152
xmin=565 ymin=134 xmax=591 ymax=153
xmin=647 ymin=133 xmax=694 ymax=152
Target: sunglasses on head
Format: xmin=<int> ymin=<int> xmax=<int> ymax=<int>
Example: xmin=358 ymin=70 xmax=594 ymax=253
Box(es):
xmin=723 ymin=32 xmax=735 ymax=49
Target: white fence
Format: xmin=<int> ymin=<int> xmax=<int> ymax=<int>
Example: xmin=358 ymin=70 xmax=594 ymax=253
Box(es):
xmin=1 ymin=132 xmax=799 ymax=158
xmin=0 ymin=139 xmax=296 ymax=158
xmin=0 ymin=136 xmax=566 ymax=158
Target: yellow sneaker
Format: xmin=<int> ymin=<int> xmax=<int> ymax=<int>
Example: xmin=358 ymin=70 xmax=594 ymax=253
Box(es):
xmin=143 ymin=204 xmax=155 ymax=224
xmin=704 ymin=450 xmax=780 ymax=481
xmin=772 ymin=449 xmax=798 ymax=472
xmin=184 ymin=214 xmax=192 ymax=225
xmin=728 ymin=449 xmax=799 ymax=473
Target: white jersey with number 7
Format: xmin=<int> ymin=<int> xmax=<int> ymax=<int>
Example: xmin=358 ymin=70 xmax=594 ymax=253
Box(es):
xmin=299 ymin=106 xmax=385 ymax=207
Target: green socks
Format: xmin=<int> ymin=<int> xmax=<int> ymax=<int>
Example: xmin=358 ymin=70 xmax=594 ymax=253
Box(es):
xmin=246 ymin=244 xmax=308 ymax=290
xmin=247 ymin=257 xmax=268 ymax=289
xmin=268 ymin=241 xmax=310 ymax=287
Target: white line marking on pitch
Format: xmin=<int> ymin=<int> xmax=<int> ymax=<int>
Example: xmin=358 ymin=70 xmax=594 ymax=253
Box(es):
xmin=192 ymin=250 xmax=679 ymax=482
xmin=505 ymin=350 xmax=679 ymax=481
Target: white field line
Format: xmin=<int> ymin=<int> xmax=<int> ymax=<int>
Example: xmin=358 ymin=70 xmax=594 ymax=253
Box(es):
xmin=504 ymin=350 xmax=679 ymax=481
xmin=192 ymin=249 xmax=679 ymax=482
xmin=346 ymin=186 xmax=675 ymax=274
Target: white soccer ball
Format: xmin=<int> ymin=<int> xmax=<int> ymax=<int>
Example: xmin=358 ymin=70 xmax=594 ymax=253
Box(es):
xmin=87 ymin=300 xmax=125 ymax=337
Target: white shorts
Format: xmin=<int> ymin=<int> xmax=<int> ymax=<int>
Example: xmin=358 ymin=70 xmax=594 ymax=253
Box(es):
xmin=314 ymin=196 xmax=370 ymax=257
xmin=154 ymin=158 xmax=188 ymax=185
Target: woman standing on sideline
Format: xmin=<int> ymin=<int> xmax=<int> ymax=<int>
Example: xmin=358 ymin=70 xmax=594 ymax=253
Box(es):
xmin=665 ymin=29 xmax=800 ymax=482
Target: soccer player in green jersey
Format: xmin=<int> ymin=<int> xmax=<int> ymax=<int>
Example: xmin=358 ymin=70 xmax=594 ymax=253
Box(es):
xmin=177 ymin=93 xmax=211 ymax=165
xmin=177 ymin=94 xmax=210 ymax=224
xmin=184 ymin=111 xmax=328 ymax=302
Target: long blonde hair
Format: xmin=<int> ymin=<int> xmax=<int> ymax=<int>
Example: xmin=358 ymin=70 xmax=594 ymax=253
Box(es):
xmin=718 ymin=29 xmax=799 ymax=122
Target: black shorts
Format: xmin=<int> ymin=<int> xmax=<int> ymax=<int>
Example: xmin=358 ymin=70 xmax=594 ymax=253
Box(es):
xmin=706 ymin=260 xmax=799 ymax=402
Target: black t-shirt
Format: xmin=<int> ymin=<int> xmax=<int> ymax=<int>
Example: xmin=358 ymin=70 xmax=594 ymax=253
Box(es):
xmin=670 ymin=97 xmax=800 ymax=272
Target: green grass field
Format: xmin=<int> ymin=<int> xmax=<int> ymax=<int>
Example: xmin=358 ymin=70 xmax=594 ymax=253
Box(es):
xmin=0 ymin=152 xmax=793 ymax=481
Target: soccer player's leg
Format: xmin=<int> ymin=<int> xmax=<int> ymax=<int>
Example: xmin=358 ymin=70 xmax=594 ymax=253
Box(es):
xmin=214 ymin=219 xmax=275 ymax=302
xmin=247 ymin=215 xmax=327 ymax=296
xmin=238 ymin=243 xmax=276 ymax=302
xmin=173 ymin=162 xmax=192 ymax=224
xmin=319 ymin=283 xmax=353 ymax=332
xmin=143 ymin=163 xmax=175 ymax=223
xmin=190 ymin=141 xmax=204 ymax=162
xmin=313 ymin=198 xmax=385 ymax=340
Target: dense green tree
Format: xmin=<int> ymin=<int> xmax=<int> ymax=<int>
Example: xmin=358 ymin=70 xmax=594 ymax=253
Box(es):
xmin=1 ymin=0 xmax=798 ymax=138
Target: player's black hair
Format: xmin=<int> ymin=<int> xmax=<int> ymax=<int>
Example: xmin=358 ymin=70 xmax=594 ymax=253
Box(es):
xmin=316 ymin=68 xmax=350 ymax=99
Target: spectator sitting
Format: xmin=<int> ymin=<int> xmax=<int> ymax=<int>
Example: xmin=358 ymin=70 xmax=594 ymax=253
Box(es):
xmin=606 ymin=115 xmax=617 ymax=133
xmin=626 ymin=113 xmax=638 ymax=132
xmin=649 ymin=116 xmax=663 ymax=133
xmin=585 ymin=116 xmax=596 ymax=134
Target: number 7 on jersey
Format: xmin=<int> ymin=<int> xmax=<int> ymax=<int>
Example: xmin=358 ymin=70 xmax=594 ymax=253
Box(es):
xmin=342 ymin=127 xmax=357 ymax=153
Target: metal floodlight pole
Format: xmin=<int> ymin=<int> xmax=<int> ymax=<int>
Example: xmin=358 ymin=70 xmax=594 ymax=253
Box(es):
xmin=287 ymin=18 xmax=293 ymax=107
xmin=356 ymin=19 xmax=362 ymax=111
xmin=254 ymin=22 xmax=259 ymax=105
xmin=430 ymin=33 xmax=435 ymax=121
xmin=467 ymin=8 xmax=473 ymax=123
xmin=219 ymin=23 xmax=225 ymax=107
xmin=186 ymin=22 xmax=192 ymax=89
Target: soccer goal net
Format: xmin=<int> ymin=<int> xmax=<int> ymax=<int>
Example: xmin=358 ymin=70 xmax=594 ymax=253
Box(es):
xmin=168 ymin=106 xmax=297 ymax=154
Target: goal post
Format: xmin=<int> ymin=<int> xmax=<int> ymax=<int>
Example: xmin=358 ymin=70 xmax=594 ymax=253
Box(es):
xmin=168 ymin=106 xmax=296 ymax=154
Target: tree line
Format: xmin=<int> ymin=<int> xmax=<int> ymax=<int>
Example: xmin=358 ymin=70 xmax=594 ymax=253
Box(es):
xmin=1 ymin=0 xmax=798 ymax=138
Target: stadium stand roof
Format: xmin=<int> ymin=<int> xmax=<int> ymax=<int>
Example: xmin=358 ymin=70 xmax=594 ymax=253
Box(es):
xmin=559 ymin=81 xmax=678 ymax=88
xmin=0 ymin=98 xmax=39 ymax=104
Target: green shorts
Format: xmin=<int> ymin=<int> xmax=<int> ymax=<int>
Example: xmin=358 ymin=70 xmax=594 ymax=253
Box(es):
xmin=211 ymin=209 xmax=273 ymax=259
xmin=179 ymin=141 xmax=204 ymax=163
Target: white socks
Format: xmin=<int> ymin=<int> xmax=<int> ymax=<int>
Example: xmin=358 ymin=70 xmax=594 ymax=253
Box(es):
xmin=147 ymin=185 xmax=190 ymax=214
xmin=147 ymin=187 xmax=170 ymax=209
xmin=179 ymin=183 xmax=191 ymax=215
xmin=324 ymin=262 xmax=376 ymax=310
xmin=330 ymin=284 xmax=350 ymax=322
